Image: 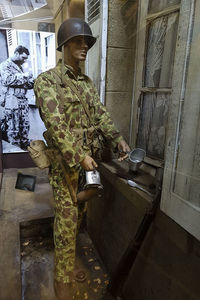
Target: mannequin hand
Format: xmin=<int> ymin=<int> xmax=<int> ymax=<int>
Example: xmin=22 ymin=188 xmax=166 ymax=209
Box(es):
xmin=80 ymin=155 xmax=98 ymax=171
xmin=118 ymin=140 xmax=131 ymax=161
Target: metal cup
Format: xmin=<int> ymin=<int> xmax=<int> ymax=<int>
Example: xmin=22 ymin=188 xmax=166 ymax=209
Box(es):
xmin=128 ymin=148 xmax=146 ymax=172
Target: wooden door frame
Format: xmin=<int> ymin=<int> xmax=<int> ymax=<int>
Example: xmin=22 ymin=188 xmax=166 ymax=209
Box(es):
xmin=161 ymin=0 xmax=200 ymax=240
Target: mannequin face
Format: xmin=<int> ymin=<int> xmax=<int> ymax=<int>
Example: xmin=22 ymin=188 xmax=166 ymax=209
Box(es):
xmin=64 ymin=36 xmax=89 ymax=63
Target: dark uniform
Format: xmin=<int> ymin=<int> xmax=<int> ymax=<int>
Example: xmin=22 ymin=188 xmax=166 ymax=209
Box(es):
xmin=34 ymin=59 xmax=123 ymax=284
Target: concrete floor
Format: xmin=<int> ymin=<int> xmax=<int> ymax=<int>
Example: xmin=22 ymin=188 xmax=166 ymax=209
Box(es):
xmin=0 ymin=167 xmax=115 ymax=300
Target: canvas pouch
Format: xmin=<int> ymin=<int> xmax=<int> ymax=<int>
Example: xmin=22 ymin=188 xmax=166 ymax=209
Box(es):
xmin=27 ymin=140 xmax=50 ymax=169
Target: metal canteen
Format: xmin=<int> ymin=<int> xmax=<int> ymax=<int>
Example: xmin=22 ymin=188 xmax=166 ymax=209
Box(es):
xmin=84 ymin=169 xmax=103 ymax=189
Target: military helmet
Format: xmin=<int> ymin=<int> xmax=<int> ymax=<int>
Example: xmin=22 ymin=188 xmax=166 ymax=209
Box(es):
xmin=57 ymin=18 xmax=96 ymax=51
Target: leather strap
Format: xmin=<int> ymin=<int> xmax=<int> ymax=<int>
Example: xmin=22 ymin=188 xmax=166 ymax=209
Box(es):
xmin=52 ymin=69 xmax=94 ymax=126
xmin=50 ymin=69 xmax=81 ymax=205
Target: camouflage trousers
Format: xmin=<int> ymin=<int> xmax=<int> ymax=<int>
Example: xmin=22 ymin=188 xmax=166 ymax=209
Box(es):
xmin=49 ymin=159 xmax=86 ymax=284
xmin=1 ymin=98 xmax=30 ymax=148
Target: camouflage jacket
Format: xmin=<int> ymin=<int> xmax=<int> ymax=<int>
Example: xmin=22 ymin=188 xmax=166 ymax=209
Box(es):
xmin=34 ymin=59 xmax=123 ymax=168
xmin=0 ymin=58 xmax=34 ymax=109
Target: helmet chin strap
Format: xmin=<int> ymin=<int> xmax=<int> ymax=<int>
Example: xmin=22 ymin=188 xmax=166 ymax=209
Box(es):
xmin=61 ymin=45 xmax=64 ymax=84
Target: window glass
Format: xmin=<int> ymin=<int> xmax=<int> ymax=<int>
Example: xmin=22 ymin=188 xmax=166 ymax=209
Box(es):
xmin=0 ymin=0 xmax=47 ymax=20
xmin=137 ymin=93 xmax=169 ymax=159
xmin=144 ymin=12 xmax=179 ymax=88
xmin=148 ymin=0 xmax=181 ymax=14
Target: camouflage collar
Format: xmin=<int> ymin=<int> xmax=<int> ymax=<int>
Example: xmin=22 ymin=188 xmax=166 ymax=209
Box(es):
xmin=56 ymin=59 xmax=85 ymax=81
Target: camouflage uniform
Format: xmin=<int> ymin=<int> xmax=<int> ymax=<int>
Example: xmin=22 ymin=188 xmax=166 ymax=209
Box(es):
xmin=34 ymin=59 xmax=123 ymax=284
xmin=0 ymin=58 xmax=34 ymax=149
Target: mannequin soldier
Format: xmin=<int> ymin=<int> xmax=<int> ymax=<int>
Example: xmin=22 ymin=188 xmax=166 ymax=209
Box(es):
xmin=0 ymin=45 xmax=34 ymax=150
xmin=34 ymin=18 xmax=130 ymax=299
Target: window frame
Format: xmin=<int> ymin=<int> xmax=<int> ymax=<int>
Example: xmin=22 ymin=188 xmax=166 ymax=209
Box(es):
xmin=85 ymin=0 xmax=108 ymax=104
xmin=129 ymin=0 xmax=181 ymax=167
xmin=131 ymin=0 xmax=200 ymax=240
xmin=161 ymin=0 xmax=200 ymax=240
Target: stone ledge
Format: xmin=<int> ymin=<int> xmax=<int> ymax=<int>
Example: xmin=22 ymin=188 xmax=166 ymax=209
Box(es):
xmin=99 ymin=159 xmax=155 ymax=214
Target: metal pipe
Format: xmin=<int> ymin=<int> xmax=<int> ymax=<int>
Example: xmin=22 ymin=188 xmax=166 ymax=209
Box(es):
xmin=128 ymin=0 xmax=141 ymax=147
